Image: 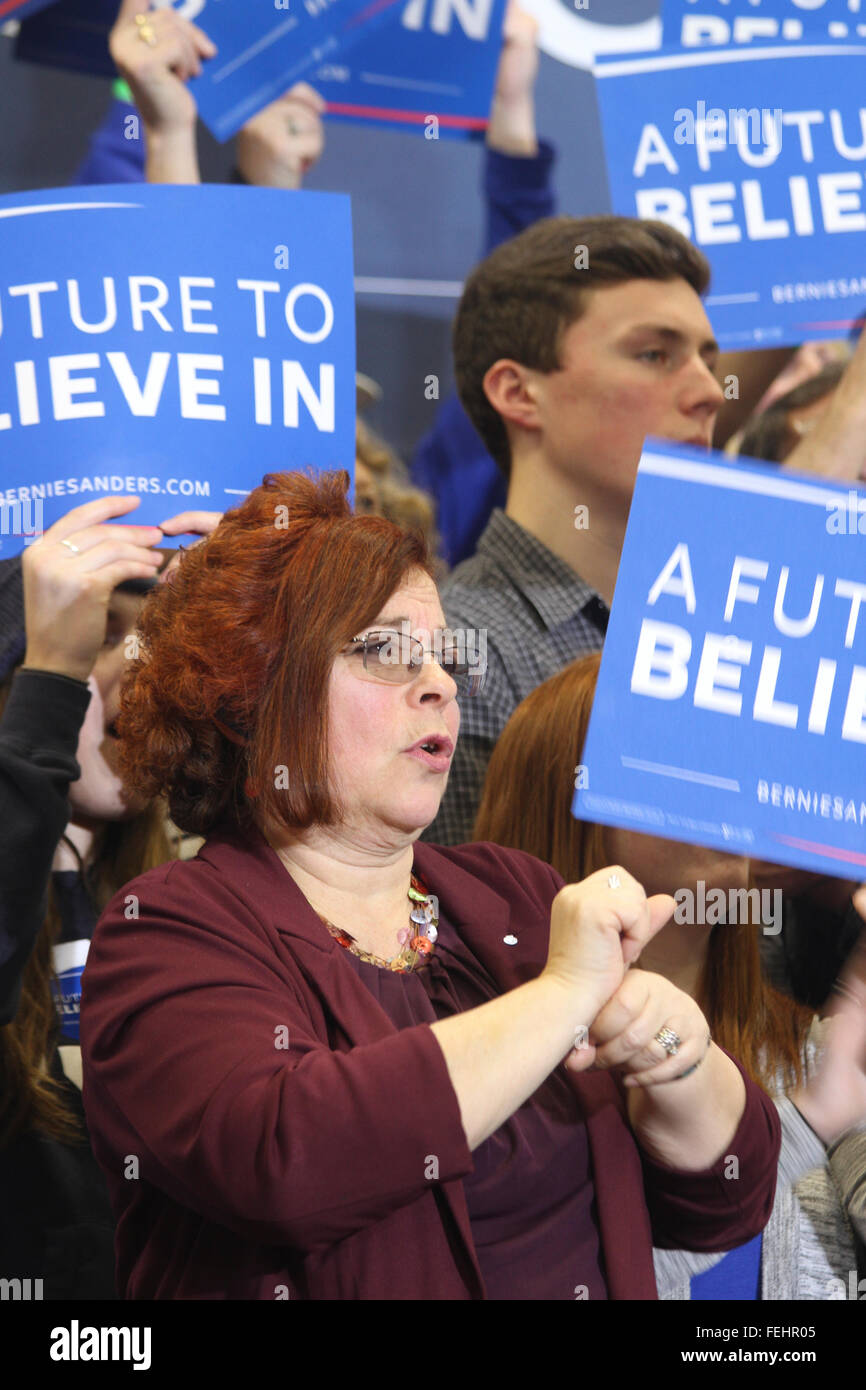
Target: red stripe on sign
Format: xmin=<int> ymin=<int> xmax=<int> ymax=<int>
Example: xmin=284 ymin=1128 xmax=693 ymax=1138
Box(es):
xmin=0 ymin=0 xmax=35 ymax=15
xmin=770 ymin=833 xmax=866 ymax=868
xmin=345 ymin=0 xmax=403 ymax=28
xmin=794 ymin=320 xmax=860 ymax=331
xmin=325 ymin=102 xmax=488 ymax=129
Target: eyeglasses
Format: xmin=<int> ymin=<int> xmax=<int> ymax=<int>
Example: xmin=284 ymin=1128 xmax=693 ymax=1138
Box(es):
xmin=344 ymin=629 xmax=484 ymax=697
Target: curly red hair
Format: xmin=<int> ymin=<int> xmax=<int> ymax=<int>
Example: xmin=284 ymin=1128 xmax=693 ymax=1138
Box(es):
xmin=117 ymin=470 xmax=433 ymax=836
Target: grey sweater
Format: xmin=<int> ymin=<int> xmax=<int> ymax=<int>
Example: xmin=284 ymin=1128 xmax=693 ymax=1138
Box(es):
xmin=654 ymin=1022 xmax=862 ymax=1301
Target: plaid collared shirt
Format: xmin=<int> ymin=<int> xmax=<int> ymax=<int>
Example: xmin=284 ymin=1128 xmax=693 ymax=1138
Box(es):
xmin=424 ymin=510 xmax=609 ymax=846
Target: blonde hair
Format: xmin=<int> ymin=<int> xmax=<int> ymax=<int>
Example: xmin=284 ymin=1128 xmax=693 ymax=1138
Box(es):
xmin=355 ymin=418 xmax=442 ymax=569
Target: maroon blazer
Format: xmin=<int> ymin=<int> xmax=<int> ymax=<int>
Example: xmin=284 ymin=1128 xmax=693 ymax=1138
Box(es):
xmin=80 ymin=828 xmax=780 ymax=1300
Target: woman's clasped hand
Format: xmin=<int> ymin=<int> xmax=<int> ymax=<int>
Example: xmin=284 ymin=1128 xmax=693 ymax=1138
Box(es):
xmin=543 ymin=867 xmax=710 ymax=1083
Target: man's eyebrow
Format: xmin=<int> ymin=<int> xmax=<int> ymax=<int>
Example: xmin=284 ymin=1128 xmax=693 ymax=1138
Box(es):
xmin=624 ymin=324 xmax=720 ymax=359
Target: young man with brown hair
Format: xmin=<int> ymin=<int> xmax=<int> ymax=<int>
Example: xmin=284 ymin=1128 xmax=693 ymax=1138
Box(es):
xmin=426 ymin=214 xmax=725 ymax=844
xmin=426 ymin=211 xmax=866 ymax=845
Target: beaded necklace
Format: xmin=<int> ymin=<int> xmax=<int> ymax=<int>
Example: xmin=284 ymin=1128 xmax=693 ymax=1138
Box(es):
xmin=318 ymin=874 xmax=439 ymax=973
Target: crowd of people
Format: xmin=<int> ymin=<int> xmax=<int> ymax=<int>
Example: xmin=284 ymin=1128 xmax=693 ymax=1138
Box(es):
xmin=1 ymin=0 xmax=866 ymax=1302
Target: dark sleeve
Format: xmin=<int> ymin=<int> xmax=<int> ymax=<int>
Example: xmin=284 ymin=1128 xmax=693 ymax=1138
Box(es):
xmin=483 ymin=138 xmax=557 ymax=253
xmin=777 ymin=894 xmax=862 ymax=1011
xmin=407 ymin=144 xmax=555 ymax=570
xmin=641 ymin=1053 xmax=782 ymax=1252
xmin=409 ymin=396 xmax=507 ymax=570
xmin=71 ymin=99 xmax=146 ymax=186
xmin=80 ymin=870 xmax=475 ymax=1252
xmin=0 ymin=669 xmax=90 ymax=1024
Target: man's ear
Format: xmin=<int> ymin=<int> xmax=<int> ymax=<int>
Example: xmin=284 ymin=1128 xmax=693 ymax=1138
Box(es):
xmin=482 ymin=359 xmax=543 ymax=435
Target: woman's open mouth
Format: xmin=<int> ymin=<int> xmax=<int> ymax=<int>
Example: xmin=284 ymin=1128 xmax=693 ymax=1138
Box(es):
xmin=404 ymin=734 xmax=454 ymax=773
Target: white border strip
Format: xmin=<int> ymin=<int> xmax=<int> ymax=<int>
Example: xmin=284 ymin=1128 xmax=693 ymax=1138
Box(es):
xmin=595 ymin=43 xmax=866 ymax=77
xmin=706 ymin=293 xmax=760 ymax=305
xmin=621 ymin=755 xmax=740 ymax=792
xmin=0 ymin=201 xmax=142 ymax=219
xmin=638 ymin=452 xmax=856 ymax=510
xmin=359 ymin=72 xmax=462 ymax=96
xmin=354 ymin=276 xmax=463 ymax=298
xmin=210 ymin=16 xmax=299 ymax=85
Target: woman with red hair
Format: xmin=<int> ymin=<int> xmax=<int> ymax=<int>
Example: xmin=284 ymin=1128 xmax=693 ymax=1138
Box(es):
xmin=81 ymin=470 xmax=784 ymax=1300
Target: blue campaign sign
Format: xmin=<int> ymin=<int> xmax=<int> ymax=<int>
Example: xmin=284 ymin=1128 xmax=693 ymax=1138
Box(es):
xmin=595 ymin=44 xmax=866 ymax=348
xmin=575 ymin=441 xmax=866 ymax=880
xmin=662 ymin=0 xmax=866 ymax=48
xmin=14 ymin=0 xmax=403 ymax=125
xmin=312 ymin=0 xmax=508 ymax=140
xmin=0 ymin=183 xmax=355 ymax=558
xmin=186 ymin=0 xmax=404 ymax=141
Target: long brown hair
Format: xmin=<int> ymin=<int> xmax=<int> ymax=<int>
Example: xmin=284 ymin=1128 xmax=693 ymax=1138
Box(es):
xmin=0 ymin=675 xmax=174 ymax=1147
xmin=473 ymin=653 xmax=812 ymax=1089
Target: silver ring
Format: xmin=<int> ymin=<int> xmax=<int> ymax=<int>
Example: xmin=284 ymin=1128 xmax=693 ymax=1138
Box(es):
xmin=61 ymin=539 xmax=80 ymax=554
xmin=607 ymin=873 xmax=621 ymax=890
xmin=654 ymin=1026 xmax=681 ymax=1057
